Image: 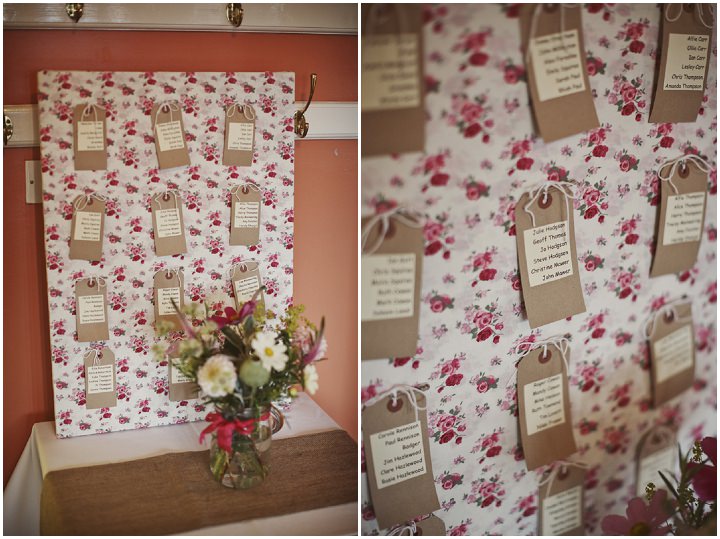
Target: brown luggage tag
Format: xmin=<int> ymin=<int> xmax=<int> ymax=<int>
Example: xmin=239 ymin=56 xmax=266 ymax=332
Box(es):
xmin=153 ymin=268 xmax=185 ymax=331
xmin=516 ymin=183 xmax=586 ymax=328
xmin=73 ymin=104 xmax=108 ymax=171
xmin=362 ymin=386 xmax=441 ymax=530
xmin=223 ymin=104 xmax=256 ymax=167
xmin=636 ymin=426 xmax=678 ymax=496
xmin=538 ymin=462 xmax=587 ymax=536
xmin=75 ymin=277 xmax=110 ymax=343
xmin=649 ymin=4 xmax=713 ymax=124
xmin=167 ymin=348 xmax=199 ymax=402
xmin=387 ymin=514 xmax=446 ymax=536
xmin=650 ymin=155 xmax=709 ymax=277
xmin=83 ymin=347 xmax=117 ymax=409
xmin=151 ymin=190 xmax=188 ymax=257
xmin=69 ymin=193 xmax=106 ymax=262
xmin=520 ymin=4 xmax=599 ymax=142
xmin=644 ymin=300 xmax=695 ymax=407
xmin=361 ymin=210 xmax=424 ymax=361
xmin=151 ymin=101 xmax=191 ymax=170
xmin=361 ymin=4 xmax=425 ymax=156
xmin=229 ymin=184 xmax=262 ymax=246
xmin=516 ymin=338 xmax=578 ymax=470
xmin=230 ymin=261 xmax=264 ymax=311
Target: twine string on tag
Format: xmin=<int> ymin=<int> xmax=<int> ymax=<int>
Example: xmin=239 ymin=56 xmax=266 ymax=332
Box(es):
xmin=85 ymin=349 xmax=102 ymax=367
xmin=227 ymin=103 xmax=256 ymax=121
xmin=363 ymin=384 xmax=427 ymax=423
xmin=657 ymin=154 xmax=712 ymax=195
xmin=153 ymin=101 xmax=181 ymax=131
xmin=525 ymin=4 xmax=580 ymax=67
xmin=230 ymin=183 xmax=261 ymax=201
xmin=162 ymin=267 xmax=182 ymax=287
xmin=388 ymin=521 xmax=417 ymax=536
xmin=73 ymin=192 xmax=108 ymax=211
xmin=538 ymin=460 xmax=590 ymax=496
xmin=153 ymin=189 xmax=181 ymax=209
xmin=522 ymin=181 xmax=575 ymax=227
xmin=665 ymin=3 xmax=715 ymax=29
xmin=643 ymin=298 xmax=693 ymax=340
xmin=644 ymin=424 xmax=677 ymax=448
xmin=81 ymin=103 xmax=100 ymax=123
xmin=506 ymin=335 xmax=572 ymax=388
xmin=361 ymin=207 xmax=424 ymax=255
xmin=228 ymin=261 xmax=254 ymax=282
xmin=363 ymin=3 xmax=407 ymax=36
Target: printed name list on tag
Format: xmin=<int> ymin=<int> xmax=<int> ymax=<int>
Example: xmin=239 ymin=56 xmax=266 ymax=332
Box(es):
xmin=77 ymin=121 xmax=105 ymax=151
xmin=362 ymin=34 xmax=420 ymax=112
xmin=530 ymin=30 xmax=586 ymax=102
xmin=228 ymin=123 xmax=254 ymax=151
xmin=234 ymin=275 xmax=260 ymax=303
xmin=171 ymin=364 xmax=194 ymax=384
xmin=663 ymin=193 xmax=705 ymax=245
xmin=637 ymin=446 xmax=676 ymax=496
xmin=78 ymin=295 xmax=106 ymax=324
xmin=361 ymin=254 xmax=416 ymax=321
xmin=157 ymin=287 xmax=181 ymax=316
xmin=653 ymin=325 xmax=693 ymax=383
xmin=369 ymin=420 xmax=427 ymax=489
xmin=156 ymin=121 xmax=185 ymax=152
xmin=74 ymin=212 xmax=102 ymax=242
xmin=155 ymin=208 xmax=183 ymax=238
xmin=663 ymin=34 xmax=709 ymax=91
xmin=542 ymin=485 xmax=582 ymax=535
xmin=524 ymin=221 xmax=574 ymax=287
xmin=525 ymin=373 xmax=566 ymax=435
xmin=87 ymin=364 xmax=114 ymax=394
xmin=234 ymin=202 xmax=260 ymax=228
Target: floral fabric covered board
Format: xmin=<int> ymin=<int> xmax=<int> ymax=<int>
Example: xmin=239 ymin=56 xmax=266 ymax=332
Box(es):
xmin=38 ymin=71 xmax=295 ymax=438
xmin=361 ymin=5 xmax=716 ymax=536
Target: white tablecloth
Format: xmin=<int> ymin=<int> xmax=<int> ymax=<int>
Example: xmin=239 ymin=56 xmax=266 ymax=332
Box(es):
xmin=3 ymin=393 xmax=357 ymax=535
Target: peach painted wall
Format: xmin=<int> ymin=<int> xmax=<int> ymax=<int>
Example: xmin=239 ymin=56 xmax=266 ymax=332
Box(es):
xmin=3 ymin=29 xmax=358 ymax=486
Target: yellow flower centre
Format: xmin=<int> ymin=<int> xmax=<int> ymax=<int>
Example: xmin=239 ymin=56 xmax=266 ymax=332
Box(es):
xmin=629 ymin=522 xmax=651 ymax=535
xmin=264 ymin=347 xmax=274 ymax=357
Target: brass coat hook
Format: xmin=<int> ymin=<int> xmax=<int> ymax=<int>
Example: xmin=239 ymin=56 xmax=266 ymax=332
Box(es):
xmin=294 ymin=73 xmax=317 ymax=138
xmin=226 ymin=3 xmax=243 ymax=27
xmin=65 ymin=3 xmax=84 ymax=23
xmin=3 ymin=115 xmax=13 ymax=146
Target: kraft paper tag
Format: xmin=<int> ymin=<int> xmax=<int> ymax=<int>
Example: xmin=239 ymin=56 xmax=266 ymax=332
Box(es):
xmin=414 ymin=515 xmax=446 ymax=536
xmin=646 ymin=303 xmax=695 ymax=407
xmin=75 ymin=278 xmax=110 ymax=342
xmin=168 ymin=351 xmax=199 ymax=402
xmin=83 ymin=347 xmax=117 ymax=409
xmin=515 ymin=187 xmax=586 ymax=328
xmin=230 ymin=262 xmax=264 ymax=311
xmin=538 ymin=465 xmax=586 ymax=536
xmin=69 ymin=194 xmax=106 ymax=262
xmin=361 ymin=214 xmax=424 ymax=361
xmin=362 ymin=391 xmax=440 ymax=530
xmin=517 ymin=344 xmax=577 ymax=470
xmin=636 ymin=427 xmax=678 ymax=496
xmin=73 ymin=104 xmax=108 ymax=171
xmin=223 ymin=104 xmax=255 ymax=167
xmin=151 ymin=191 xmax=188 ymax=257
xmin=650 ymin=159 xmax=707 ymax=277
xmin=153 ymin=269 xmax=185 ymax=331
xmin=361 ymin=4 xmax=425 ymax=156
xmin=520 ymin=5 xmax=599 ymax=142
xmin=151 ymin=102 xmax=191 ymax=170
xmin=230 ymin=184 xmax=262 ymax=246
xmin=649 ymin=4 xmax=713 ymax=123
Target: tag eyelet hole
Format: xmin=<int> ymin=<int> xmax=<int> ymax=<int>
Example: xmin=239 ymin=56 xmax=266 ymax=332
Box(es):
xmin=88 ymin=279 xmax=96 ymax=287
xmin=678 ymin=162 xmax=690 ymax=178
xmin=166 ymin=271 xmax=172 ymax=279
xmin=98 ymin=352 xmax=103 ymax=359
xmin=539 ymin=349 xmax=552 ymax=363
xmin=239 ymin=264 xmax=248 ymax=273
xmin=387 ymin=398 xmax=403 ymax=413
xmin=162 ymin=104 xmax=170 ymax=113
xmin=664 ymin=311 xmax=675 ymax=323
xmin=538 ymin=193 xmax=553 ymax=209
xmin=163 ymin=193 xmax=170 ymax=202
xmin=242 ymin=186 xmax=249 ymax=195
xmin=558 ymin=466 xmax=569 ymax=480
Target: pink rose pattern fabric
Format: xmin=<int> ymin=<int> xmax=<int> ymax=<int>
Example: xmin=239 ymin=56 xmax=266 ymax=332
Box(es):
xmin=361 ymin=5 xmax=716 ymax=535
xmin=38 ymin=71 xmax=295 ymax=438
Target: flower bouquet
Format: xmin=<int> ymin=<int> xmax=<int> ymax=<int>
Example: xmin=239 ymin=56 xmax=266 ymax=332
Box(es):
xmin=153 ymin=289 xmax=326 ymax=489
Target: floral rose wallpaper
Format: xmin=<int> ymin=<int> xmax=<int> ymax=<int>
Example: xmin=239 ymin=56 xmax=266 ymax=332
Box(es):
xmin=361 ymin=4 xmax=716 ymax=535
xmin=38 ymin=71 xmax=295 ymax=438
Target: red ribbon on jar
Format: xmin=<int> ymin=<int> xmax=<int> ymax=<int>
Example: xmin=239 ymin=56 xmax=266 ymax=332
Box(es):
xmin=199 ymin=411 xmax=270 ymax=453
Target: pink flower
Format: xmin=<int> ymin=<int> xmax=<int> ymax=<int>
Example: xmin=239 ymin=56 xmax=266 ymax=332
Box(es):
xmin=516 ymin=157 xmax=533 ymax=170
xmin=584 ymin=205 xmax=599 ymax=219
xmin=585 ymin=258 xmax=597 ymax=271
xmin=601 ymin=489 xmax=673 ymax=535
xmin=584 ymin=188 xmax=601 ymax=205
xmin=504 ymin=66 xmax=519 ymax=84
xmin=622 ymin=86 xmax=637 ymax=102
xmin=629 ymin=40 xmax=645 ymax=54
xmin=479 ymin=268 xmax=497 ymax=281
xmin=464 ymin=123 xmax=482 ymax=138
xmin=431 ymin=299 xmax=445 ymax=313
xmin=469 ymin=52 xmax=489 ymax=66
xmin=474 ymin=311 xmax=493 ymax=327
xmin=477 ymin=381 xmax=489 ymax=393
xmin=622 ymin=102 xmax=636 ymax=116
xmin=424 ymin=222 xmax=444 ymax=242
xmin=620 ymin=159 xmax=631 ymax=172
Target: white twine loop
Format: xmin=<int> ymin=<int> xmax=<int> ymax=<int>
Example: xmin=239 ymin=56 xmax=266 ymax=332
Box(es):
xmin=522 ymin=181 xmax=575 ymax=228
xmin=363 ymin=384 xmax=427 ymax=423
xmin=73 ymin=192 xmax=108 ymax=211
xmin=525 ymin=4 xmax=580 ymax=67
xmin=79 ymin=275 xmax=106 ymax=292
xmin=361 ymin=207 xmax=424 ymax=255
xmin=161 ymin=267 xmax=182 ymax=286
xmin=538 ymin=460 xmax=590 ymax=496
xmin=643 ymin=424 xmax=677 ymax=448
xmin=81 ymin=103 xmax=100 ymax=122
xmin=85 ymin=349 xmax=102 ymax=367
xmin=388 ymin=521 xmax=417 ymax=536
xmin=643 ymin=298 xmax=693 ymax=340
xmin=230 ymin=183 xmax=261 ymax=201
xmin=506 ymin=335 xmax=571 ymax=388
xmin=153 ymin=101 xmax=181 ymax=130
xmin=228 ymin=261 xmax=256 ymax=281
xmin=657 ymin=154 xmax=712 ymax=195
xmin=153 ymin=189 xmax=181 ymax=209
xmin=227 ymin=103 xmax=256 ymax=121
xmin=665 ymin=3 xmax=715 ymax=29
